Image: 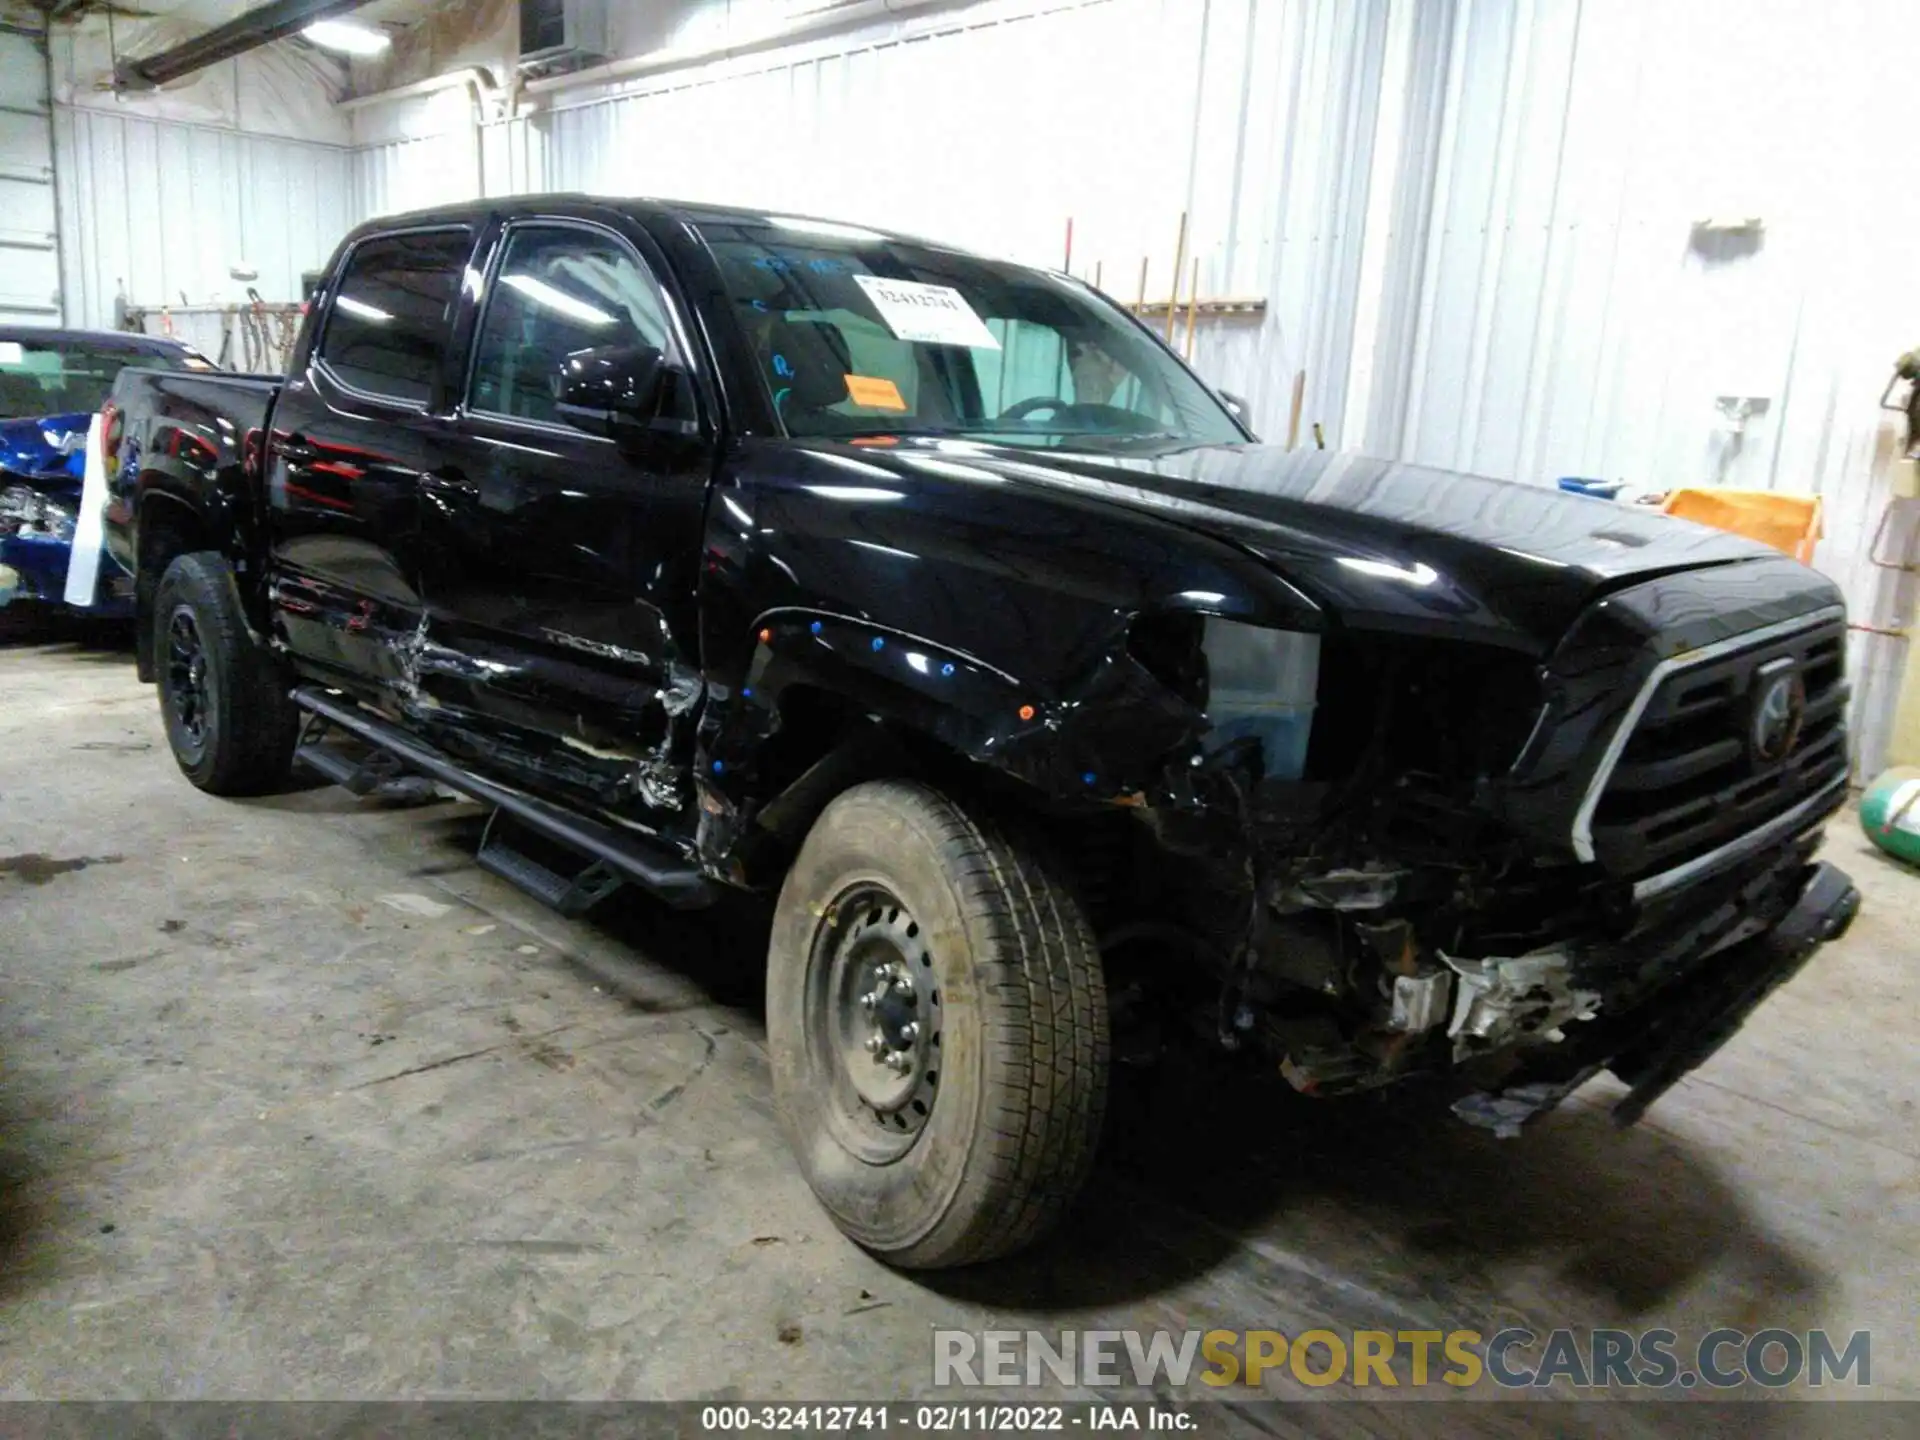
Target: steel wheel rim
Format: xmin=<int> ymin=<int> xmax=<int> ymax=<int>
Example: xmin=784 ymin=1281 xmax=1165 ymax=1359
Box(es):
xmin=805 ymin=881 xmax=942 ymax=1161
xmin=165 ymin=607 xmax=211 ymax=753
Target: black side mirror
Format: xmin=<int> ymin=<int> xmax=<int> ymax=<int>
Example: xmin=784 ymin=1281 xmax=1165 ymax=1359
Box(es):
xmin=1216 ymin=389 xmax=1258 ymax=440
xmin=553 ymin=346 xmax=692 ymax=437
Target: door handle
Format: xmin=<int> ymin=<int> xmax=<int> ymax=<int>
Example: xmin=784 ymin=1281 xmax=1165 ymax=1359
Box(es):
xmin=277 ymin=433 xmax=318 ymax=464
xmin=422 ymin=466 xmax=478 ymax=499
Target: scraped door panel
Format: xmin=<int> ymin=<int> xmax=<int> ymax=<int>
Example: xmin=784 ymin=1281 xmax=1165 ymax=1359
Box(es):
xmin=417 ymin=220 xmax=711 ymax=818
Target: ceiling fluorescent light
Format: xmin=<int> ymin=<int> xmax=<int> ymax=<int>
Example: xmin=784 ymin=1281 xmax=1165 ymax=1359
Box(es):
xmin=767 ymin=216 xmax=886 ymax=243
xmin=302 ymin=20 xmax=392 ymax=56
xmin=334 ymin=294 xmax=392 ymax=322
xmin=500 ymin=274 xmax=615 ymax=327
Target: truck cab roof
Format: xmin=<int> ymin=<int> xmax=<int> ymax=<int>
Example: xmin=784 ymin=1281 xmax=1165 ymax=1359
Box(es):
xmin=336 ymin=195 xmax=973 ymax=260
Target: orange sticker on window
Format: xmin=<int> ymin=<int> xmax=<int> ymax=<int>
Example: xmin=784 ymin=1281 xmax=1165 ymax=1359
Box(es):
xmin=845 ymin=374 xmax=906 ymax=411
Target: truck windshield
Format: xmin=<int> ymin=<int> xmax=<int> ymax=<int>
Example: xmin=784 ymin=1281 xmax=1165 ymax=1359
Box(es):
xmin=0 ymin=339 xmax=207 ymax=419
xmin=698 ymin=218 xmax=1243 ymax=449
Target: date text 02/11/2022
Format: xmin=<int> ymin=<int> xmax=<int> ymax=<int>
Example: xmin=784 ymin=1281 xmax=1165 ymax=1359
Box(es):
xmin=698 ymin=1406 xmax=1190 ymax=1432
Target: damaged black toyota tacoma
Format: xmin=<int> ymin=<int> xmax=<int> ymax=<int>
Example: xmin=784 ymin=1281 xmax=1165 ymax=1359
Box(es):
xmin=102 ymin=197 xmax=1860 ymax=1268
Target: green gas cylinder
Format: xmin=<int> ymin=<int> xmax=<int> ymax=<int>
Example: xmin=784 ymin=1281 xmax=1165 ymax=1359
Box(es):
xmin=1859 ymin=767 xmax=1920 ymax=868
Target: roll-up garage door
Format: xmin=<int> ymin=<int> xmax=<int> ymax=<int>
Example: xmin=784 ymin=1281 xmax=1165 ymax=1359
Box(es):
xmin=0 ymin=26 xmax=61 ymax=327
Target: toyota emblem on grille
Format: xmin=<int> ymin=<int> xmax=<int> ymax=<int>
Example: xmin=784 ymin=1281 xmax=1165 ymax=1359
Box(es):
xmin=1749 ymin=660 xmax=1806 ymax=765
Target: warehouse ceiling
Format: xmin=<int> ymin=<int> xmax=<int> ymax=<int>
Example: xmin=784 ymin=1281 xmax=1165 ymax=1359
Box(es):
xmin=35 ymin=0 xmax=457 ymax=137
xmin=38 ymin=0 xmax=445 ymax=68
xmin=43 ymin=0 xmax=434 ymax=23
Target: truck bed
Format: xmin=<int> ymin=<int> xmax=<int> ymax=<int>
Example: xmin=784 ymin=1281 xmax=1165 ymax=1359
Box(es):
xmin=101 ymin=367 xmax=281 ymax=582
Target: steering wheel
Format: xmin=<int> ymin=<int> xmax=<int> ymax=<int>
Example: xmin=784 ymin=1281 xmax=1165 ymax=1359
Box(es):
xmin=999 ymin=395 xmax=1074 ymax=423
xmin=998 ymin=397 xmax=1165 ymax=435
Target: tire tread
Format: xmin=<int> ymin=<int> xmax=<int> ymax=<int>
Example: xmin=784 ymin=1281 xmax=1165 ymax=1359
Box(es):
xmin=153 ymin=551 xmax=298 ymax=796
xmin=867 ymin=779 xmax=1109 ymax=1267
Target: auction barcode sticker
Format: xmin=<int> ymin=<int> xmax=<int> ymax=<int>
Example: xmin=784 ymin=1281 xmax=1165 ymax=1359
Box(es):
xmin=853 ymin=274 xmax=1000 ymax=350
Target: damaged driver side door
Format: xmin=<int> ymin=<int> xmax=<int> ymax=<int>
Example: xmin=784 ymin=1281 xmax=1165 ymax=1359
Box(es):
xmin=414 ymin=216 xmax=714 ymax=825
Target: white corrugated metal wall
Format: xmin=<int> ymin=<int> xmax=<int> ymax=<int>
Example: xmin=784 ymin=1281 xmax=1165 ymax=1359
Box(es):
xmin=362 ymin=0 xmax=1396 ymax=450
xmin=312 ymin=0 xmax=1920 ymax=774
xmin=52 ymin=107 xmax=353 ymax=349
xmin=349 ymin=84 xmax=482 ymax=219
xmin=1371 ymin=0 xmax=1920 ymax=778
xmin=351 ymin=131 xmax=479 ymax=219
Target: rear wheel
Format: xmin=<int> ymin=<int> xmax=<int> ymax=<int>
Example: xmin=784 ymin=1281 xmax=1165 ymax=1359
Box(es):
xmin=768 ymin=779 xmax=1109 ymax=1268
xmin=153 ymin=551 xmax=298 ymax=795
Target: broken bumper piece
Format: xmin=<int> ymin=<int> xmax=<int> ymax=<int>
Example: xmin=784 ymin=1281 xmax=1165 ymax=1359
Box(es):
xmin=1452 ymin=861 xmax=1860 ymax=1137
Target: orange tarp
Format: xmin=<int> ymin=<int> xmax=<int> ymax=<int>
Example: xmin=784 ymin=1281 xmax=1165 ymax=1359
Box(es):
xmin=1661 ymin=488 xmax=1823 ymax=564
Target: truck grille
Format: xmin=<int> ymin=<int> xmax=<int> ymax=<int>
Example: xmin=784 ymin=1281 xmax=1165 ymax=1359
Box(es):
xmin=1587 ymin=610 xmax=1849 ymax=880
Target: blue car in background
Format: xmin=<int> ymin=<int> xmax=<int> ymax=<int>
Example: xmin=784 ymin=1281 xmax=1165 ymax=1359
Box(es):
xmin=0 ymin=327 xmax=212 ymax=618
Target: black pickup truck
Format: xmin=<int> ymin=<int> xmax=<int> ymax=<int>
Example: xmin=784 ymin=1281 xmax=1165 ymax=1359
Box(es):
xmin=103 ymin=195 xmax=1859 ymax=1268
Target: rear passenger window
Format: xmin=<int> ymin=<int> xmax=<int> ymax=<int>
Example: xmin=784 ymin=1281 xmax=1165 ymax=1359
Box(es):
xmin=318 ymin=228 xmax=471 ymax=404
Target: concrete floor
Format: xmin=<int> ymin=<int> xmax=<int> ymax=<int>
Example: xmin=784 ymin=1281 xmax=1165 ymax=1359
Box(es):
xmin=2 ymin=627 xmax=1916 ymax=1426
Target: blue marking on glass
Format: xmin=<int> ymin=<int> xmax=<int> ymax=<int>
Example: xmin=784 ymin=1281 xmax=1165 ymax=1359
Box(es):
xmin=711 ymin=760 xmax=726 ymax=774
xmin=1082 ymin=772 xmax=1097 ymax=786
xmin=871 ymin=636 xmax=885 ymax=651
xmin=809 ymin=620 xmax=823 ymax=634
xmin=941 ymin=662 xmax=955 ymax=677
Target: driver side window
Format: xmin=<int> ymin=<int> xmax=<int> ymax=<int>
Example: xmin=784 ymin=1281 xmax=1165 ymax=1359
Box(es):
xmin=469 ymin=225 xmax=672 ymax=425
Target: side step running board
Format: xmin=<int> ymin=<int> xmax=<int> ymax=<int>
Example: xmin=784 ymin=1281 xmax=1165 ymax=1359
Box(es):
xmin=291 ymin=686 xmax=716 ymax=910
xmin=477 ymin=810 xmax=625 ymax=917
xmin=295 ymin=723 xmax=438 ymax=802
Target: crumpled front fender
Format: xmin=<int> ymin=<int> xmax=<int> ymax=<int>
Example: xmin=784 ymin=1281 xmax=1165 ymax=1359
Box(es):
xmin=701 ymin=607 xmax=1205 ymax=805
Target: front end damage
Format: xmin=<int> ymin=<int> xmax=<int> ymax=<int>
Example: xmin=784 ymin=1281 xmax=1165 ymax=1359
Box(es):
xmin=1 ymin=412 xmax=135 ymax=616
xmin=704 ymin=541 xmax=1859 ymax=1140
xmin=0 ymin=477 xmax=76 ymax=608
xmin=1150 ymin=815 xmax=1859 ymax=1137
xmin=0 ymin=427 xmax=84 ymax=611
xmin=977 ymin=587 xmax=1862 ymax=1137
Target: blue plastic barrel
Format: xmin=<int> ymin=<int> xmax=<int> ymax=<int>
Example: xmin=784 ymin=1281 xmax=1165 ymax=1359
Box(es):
xmin=1558 ymin=477 xmax=1624 ymax=500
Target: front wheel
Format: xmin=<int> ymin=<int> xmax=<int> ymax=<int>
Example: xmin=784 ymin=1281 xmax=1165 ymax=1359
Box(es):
xmin=153 ymin=551 xmax=298 ymax=795
xmin=768 ymin=780 xmax=1109 ymax=1268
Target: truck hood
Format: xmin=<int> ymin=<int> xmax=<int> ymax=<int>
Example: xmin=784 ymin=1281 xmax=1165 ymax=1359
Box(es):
xmin=0 ymin=412 xmax=89 ymax=497
xmin=851 ymin=439 xmax=1787 ymax=653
